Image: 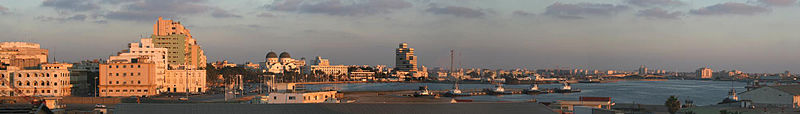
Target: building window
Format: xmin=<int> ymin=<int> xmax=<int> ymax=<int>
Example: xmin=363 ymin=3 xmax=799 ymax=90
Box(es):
xmin=116 ymin=73 xmax=119 ymax=76
xmin=138 ymin=73 xmax=141 ymax=76
xmin=288 ymin=96 xmax=295 ymax=100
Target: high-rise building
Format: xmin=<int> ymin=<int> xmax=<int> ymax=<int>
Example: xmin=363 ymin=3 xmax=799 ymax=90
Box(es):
xmin=638 ymin=65 xmax=648 ymax=75
xmin=394 ymin=43 xmax=426 ymax=78
xmin=696 ymin=67 xmax=713 ymax=79
xmin=151 ymin=17 xmax=207 ymax=69
xmin=395 ymin=43 xmax=417 ymax=72
xmin=0 ymin=42 xmax=73 ymax=97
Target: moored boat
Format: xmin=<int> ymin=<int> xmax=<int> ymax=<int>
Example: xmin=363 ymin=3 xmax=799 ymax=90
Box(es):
xmin=552 ymin=83 xmax=581 ymax=93
xmin=484 ymin=84 xmax=513 ymax=95
xmin=523 ymin=84 xmax=544 ymax=94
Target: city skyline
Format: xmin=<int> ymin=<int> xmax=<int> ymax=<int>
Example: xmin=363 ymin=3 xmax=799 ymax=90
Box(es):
xmin=2 ymin=0 xmax=800 ymax=72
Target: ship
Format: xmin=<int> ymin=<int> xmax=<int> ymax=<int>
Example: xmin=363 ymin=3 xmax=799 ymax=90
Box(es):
xmin=413 ymin=86 xmax=437 ymax=97
xmin=523 ymin=84 xmax=544 ymax=94
xmin=484 ymin=84 xmax=513 ymax=95
xmin=443 ymin=82 xmax=471 ymax=97
xmin=551 ymin=83 xmax=581 ymax=93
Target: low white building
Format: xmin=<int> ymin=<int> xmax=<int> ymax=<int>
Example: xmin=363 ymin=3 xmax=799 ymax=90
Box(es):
xmin=738 ymin=85 xmax=800 ymax=108
xmin=266 ymin=83 xmax=338 ymax=104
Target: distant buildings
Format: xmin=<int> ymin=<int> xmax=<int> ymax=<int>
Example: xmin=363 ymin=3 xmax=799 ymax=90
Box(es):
xmin=638 ymin=65 xmax=648 ymax=75
xmin=211 ymin=61 xmax=237 ymax=69
xmin=0 ymin=42 xmax=73 ymax=96
xmin=696 ymin=67 xmax=713 ymax=79
xmin=305 ymin=56 xmax=348 ymax=76
xmin=394 ymin=43 xmax=426 ymax=79
xmin=0 ymin=42 xmax=49 ymax=69
xmin=262 ymin=51 xmax=305 ymax=74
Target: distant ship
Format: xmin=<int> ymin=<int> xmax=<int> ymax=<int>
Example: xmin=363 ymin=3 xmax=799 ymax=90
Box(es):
xmin=551 ymin=83 xmax=581 ymax=93
xmin=414 ymin=86 xmax=437 ymax=97
xmin=578 ymin=79 xmax=601 ymax=83
xmin=484 ymin=84 xmax=513 ymax=95
xmin=523 ymin=84 xmax=544 ymax=94
xmin=443 ymin=82 xmax=471 ymax=97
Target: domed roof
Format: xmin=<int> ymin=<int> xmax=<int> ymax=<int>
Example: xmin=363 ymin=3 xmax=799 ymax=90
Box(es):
xmin=266 ymin=51 xmax=278 ymax=58
xmin=279 ymin=52 xmax=291 ymax=58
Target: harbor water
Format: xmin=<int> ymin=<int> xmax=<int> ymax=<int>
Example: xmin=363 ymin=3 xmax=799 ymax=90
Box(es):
xmin=303 ymin=80 xmax=746 ymax=106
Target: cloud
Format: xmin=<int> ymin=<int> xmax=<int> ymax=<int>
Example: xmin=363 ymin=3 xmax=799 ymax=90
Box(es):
xmin=41 ymin=0 xmax=101 ymax=12
xmin=758 ymin=0 xmax=797 ymax=6
xmin=103 ymin=0 xmax=213 ymax=21
xmin=512 ymin=10 xmax=534 ymax=16
xmin=637 ymin=8 xmax=682 ymax=19
xmin=211 ymin=9 xmax=242 ymax=18
xmin=625 ymin=0 xmax=684 ymax=7
xmin=426 ymin=6 xmax=486 ymax=18
xmin=690 ymin=2 xmax=770 ymax=15
xmin=36 ymin=14 xmax=88 ymax=22
xmin=266 ymin=0 xmax=412 ymax=16
xmin=257 ymin=13 xmax=276 ymax=18
xmin=544 ymin=2 xmax=629 ymax=19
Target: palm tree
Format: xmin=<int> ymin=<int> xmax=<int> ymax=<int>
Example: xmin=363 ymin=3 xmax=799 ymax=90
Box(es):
xmin=665 ymin=95 xmax=681 ymax=114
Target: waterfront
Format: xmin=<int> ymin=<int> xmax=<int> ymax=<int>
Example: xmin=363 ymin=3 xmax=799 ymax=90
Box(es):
xmin=304 ymin=80 xmax=746 ymax=106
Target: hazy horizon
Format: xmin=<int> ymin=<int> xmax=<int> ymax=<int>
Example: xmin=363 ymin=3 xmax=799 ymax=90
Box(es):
xmin=2 ymin=0 xmax=800 ymax=73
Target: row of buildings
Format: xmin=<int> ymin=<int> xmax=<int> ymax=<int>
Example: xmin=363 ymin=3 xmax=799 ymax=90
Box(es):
xmin=98 ymin=17 xmax=207 ymax=97
xmin=0 ymin=17 xmax=210 ymax=97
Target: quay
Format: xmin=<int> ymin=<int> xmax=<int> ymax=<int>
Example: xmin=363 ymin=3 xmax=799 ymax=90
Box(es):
xmin=112 ymin=103 xmax=556 ymax=114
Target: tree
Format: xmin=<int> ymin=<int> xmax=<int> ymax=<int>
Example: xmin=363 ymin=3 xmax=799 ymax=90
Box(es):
xmin=665 ymin=96 xmax=681 ymax=114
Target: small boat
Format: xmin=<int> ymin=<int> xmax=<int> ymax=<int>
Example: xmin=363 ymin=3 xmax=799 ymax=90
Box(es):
xmin=414 ymin=86 xmax=437 ymax=97
xmin=443 ymin=82 xmax=471 ymax=97
xmin=578 ymin=79 xmax=601 ymax=83
xmin=484 ymin=84 xmax=513 ymax=95
xmin=523 ymin=84 xmax=544 ymax=94
xmin=552 ymin=83 xmax=581 ymax=93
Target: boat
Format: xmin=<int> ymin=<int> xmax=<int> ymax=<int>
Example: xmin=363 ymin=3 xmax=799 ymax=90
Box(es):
xmin=484 ymin=84 xmax=513 ymax=95
xmin=578 ymin=79 xmax=601 ymax=83
xmin=413 ymin=86 xmax=437 ymax=97
xmin=523 ymin=84 xmax=544 ymax=94
xmin=443 ymin=82 xmax=471 ymax=97
xmin=552 ymin=83 xmax=581 ymax=93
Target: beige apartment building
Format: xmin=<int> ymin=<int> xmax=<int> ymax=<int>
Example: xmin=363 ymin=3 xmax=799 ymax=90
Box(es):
xmin=99 ymin=61 xmax=159 ymax=97
xmin=305 ymin=56 xmax=348 ymax=76
xmin=0 ymin=42 xmax=73 ymax=97
xmin=164 ymin=70 xmax=206 ymax=93
xmin=0 ymin=42 xmax=49 ymax=69
xmin=696 ymin=67 xmax=713 ymax=79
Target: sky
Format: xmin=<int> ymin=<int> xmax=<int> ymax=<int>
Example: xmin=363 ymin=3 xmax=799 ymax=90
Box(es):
xmin=1 ymin=0 xmax=800 ymax=73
